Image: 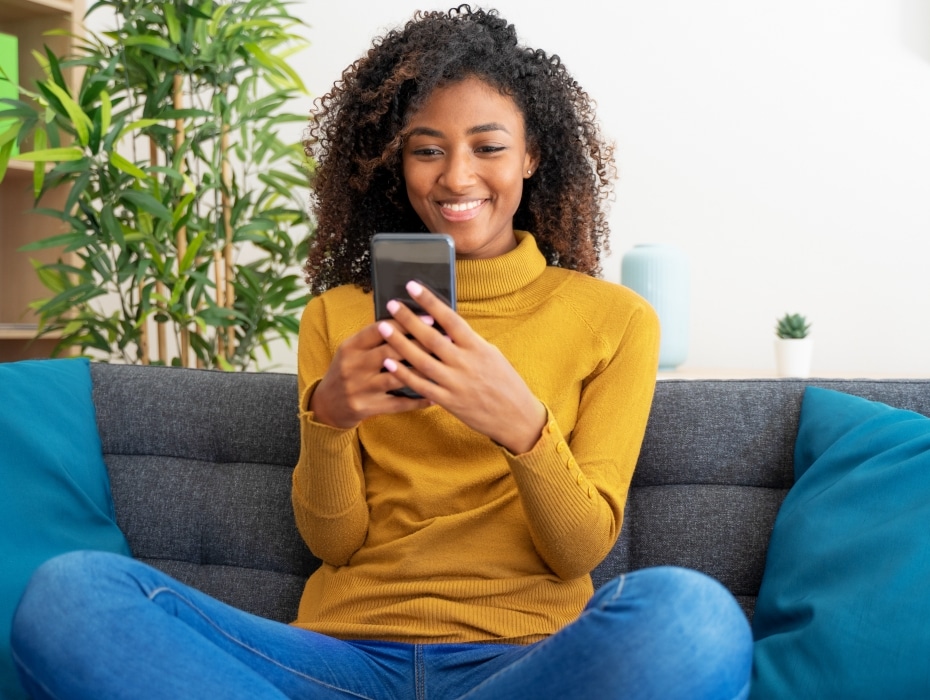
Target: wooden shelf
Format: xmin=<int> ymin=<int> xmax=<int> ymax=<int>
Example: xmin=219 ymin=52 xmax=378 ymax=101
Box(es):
xmin=0 ymin=323 xmax=43 ymax=340
xmin=4 ymin=159 xmax=37 ymax=173
xmin=0 ymin=1 xmax=74 ymax=23
xmin=0 ymin=0 xmax=82 ymax=363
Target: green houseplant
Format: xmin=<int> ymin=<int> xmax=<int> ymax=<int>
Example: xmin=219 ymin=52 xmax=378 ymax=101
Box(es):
xmin=775 ymin=313 xmax=811 ymax=340
xmin=774 ymin=312 xmax=813 ymax=377
xmin=0 ymin=0 xmax=313 ymax=369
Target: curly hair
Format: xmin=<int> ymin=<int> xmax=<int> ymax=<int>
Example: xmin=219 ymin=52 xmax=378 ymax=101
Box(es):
xmin=303 ymin=5 xmax=616 ymax=295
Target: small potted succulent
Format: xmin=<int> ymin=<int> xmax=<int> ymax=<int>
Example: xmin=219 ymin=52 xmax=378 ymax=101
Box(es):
xmin=774 ymin=313 xmax=813 ymax=377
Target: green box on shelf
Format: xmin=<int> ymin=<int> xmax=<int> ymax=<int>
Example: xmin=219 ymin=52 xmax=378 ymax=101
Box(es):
xmin=0 ymin=31 xmax=19 ymax=155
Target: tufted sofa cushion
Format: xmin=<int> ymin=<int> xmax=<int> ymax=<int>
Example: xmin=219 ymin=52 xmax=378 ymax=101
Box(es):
xmin=92 ymin=364 xmax=930 ymax=624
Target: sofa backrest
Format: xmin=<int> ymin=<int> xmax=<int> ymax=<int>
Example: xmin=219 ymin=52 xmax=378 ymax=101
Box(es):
xmin=92 ymin=364 xmax=930 ymax=623
xmin=92 ymin=364 xmax=315 ymax=623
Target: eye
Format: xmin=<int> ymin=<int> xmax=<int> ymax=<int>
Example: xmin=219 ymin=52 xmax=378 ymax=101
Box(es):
xmin=410 ymin=147 xmax=443 ymax=157
xmin=476 ymin=145 xmax=506 ymax=154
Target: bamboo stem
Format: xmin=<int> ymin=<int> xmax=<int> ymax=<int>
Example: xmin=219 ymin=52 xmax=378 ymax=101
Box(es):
xmin=215 ymin=248 xmax=225 ymax=358
xmin=149 ymin=136 xmax=167 ymax=364
xmin=139 ymin=138 xmax=158 ymax=366
xmin=221 ymin=122 xmax=235 ymax=360
xmin=174 ymin=74 xmax=190 ymax=367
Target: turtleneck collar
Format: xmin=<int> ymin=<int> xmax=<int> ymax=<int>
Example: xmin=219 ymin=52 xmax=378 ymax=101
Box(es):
xmin=455 ymin=231 xmax=547 ymax=303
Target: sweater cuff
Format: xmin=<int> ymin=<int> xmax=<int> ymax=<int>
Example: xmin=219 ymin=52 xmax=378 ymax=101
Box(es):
xmin=505 ymin=405 xmax=597 ymax=502
xmin=295 ymin=397 xmax=362 ymax=517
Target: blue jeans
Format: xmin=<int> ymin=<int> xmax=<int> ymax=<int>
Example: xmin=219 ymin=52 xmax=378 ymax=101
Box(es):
xmin=11 ymin=552 xmax=751 ymax=699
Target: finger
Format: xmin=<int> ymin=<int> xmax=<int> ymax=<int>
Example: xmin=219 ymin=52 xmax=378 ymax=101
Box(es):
xmin=378 ymin=314 xmax=453 ymax=378
xmin=382 ymin=356 xmax=445 ymax=403
xmin=379 ymin=307 xmax=445 ymax=356
xmin=345 ymin=320 xmax=403 ymax=351
xmin=404 ymin=281 xmax=470 ymax=340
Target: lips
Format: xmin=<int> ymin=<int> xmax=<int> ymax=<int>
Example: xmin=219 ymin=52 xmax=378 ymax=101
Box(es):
xmin=439 ymin=199 xmax=486 ymax=222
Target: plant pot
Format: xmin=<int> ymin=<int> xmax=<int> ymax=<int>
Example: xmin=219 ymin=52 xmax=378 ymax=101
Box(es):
xmin=775 ymin=338 xmax=813 ymax=378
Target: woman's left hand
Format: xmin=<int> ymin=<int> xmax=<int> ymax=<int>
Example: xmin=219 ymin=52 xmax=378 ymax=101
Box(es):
xmin=377 ymin=280 xmax=547 ymax=454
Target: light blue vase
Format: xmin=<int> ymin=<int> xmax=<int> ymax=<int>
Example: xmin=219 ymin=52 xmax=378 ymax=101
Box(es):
xmin=621 ymin=244 xmax=690 ymax=370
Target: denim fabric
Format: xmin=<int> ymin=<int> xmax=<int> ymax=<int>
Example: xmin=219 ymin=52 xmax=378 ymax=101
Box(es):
xmin=11 ymin=552 xmax=751 ymax=700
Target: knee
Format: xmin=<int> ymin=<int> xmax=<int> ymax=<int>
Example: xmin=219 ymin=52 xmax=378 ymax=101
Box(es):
xmin=624 ymin=566 xmax=751 ymax=641
xmin=21 ymin=550 xmax=125 ymax=601
xmin=595 ymin=566 xmax=753 ymax=693
xmin=13 ymin=551 xmax=131 ymax=639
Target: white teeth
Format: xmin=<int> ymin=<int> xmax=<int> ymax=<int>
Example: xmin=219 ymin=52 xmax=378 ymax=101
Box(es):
xmin=442 ymin=200 xmax=483 ymax=212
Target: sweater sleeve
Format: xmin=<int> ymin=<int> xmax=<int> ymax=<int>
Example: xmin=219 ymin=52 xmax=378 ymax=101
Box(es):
xmin=291 ymin=297 xmax=369 ymax=566
xmin=505 ymin=300 xmax=660 ymax=580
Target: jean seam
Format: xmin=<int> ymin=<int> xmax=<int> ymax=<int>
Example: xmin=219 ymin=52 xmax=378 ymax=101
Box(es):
xmin=11 ymin=645 xmax=62 ymax=700
xmin=415 ymin=644 xmax=425 ymax=700
xmin=147 ymin=586 xmax=375 ymax=700
xmin=732 ymin=679 xmax=751 ymax=700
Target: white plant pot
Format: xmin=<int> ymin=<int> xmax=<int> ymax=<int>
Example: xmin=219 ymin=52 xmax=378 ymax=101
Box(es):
xmin=775 ymin=338 xmax=813 ymax=378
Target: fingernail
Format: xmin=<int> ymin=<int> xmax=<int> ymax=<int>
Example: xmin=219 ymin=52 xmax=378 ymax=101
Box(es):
xmin=383 ymin=358 xmax=398 ymax=372
xmin=386 ymin=300 xmax=400 ymax=315
xmin=377 ymin=322 xmax=393 ymax=338
xmin=406 ymin=280 xmax=424 ymax=297
xmin=419 ymin=315 xmax=435 ymax=326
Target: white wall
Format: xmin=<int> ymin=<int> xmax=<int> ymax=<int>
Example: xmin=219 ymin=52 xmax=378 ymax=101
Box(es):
xmin=96 ymin=2 xmax=930 ymax=376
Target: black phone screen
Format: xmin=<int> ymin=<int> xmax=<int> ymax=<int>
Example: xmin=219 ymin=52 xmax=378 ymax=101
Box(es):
xmin=371 ymin=233 xmax=456 ymax=320
xmin=370 ymin=233 xmax=456 ymax=399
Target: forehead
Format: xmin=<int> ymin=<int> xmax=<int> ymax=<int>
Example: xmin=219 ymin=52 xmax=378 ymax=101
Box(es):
xmin=405 ymin=76 xmax=525 ymax=131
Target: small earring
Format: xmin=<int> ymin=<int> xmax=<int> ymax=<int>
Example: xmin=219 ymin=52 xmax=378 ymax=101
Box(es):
xmin=526 ymin=169 xmax=532 ymax=175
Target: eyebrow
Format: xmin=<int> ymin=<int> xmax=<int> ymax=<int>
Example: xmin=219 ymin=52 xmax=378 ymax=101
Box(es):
xmin=406 ymin=122 xmax=512 ymax=138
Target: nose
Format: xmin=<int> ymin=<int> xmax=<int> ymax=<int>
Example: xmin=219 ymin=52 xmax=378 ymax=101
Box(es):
xmin=438 ymin=149 xmax=476 ymax=192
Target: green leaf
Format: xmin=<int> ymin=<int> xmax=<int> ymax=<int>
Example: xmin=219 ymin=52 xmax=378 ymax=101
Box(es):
xmin=0 ymin=140 xmax=12 ymax=180
xmin=101 ymin=204 xmax=125 ymax=249
xmin=123 ymin=35 xmax=183 ymax=62
xmin=117 ymin=118 xmax=162 ymax=141
xmin=164 ymin=4 xmax=182 ymax=44
xmin=120 ymin=190 xmax=173 ymax=223
xmin=43 ymin=47 xmax=67 ymax=93
xmin=0 ymin=123 xmax=19 ymax=149
xmin=42 ymin=80 xmax=94 ymax=147
xmin=178 ymin=227 xmax=209 ymax=272
xmin=31 ymin=129 xmax=47 ymax=196
xmin=31 ymin=259 xmax=67 ymax=294
xmin=19 ymin=232 xmax=88 ymax=252
xmin=100 ymin=90 xmax=112 ymax=136
xmin=110 ymin=152 xmax=147 ymax=179
xmin=16 ymin=146 xmax=85 ymax=162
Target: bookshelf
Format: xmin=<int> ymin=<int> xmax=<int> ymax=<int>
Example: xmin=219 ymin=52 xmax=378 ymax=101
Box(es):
xmin=0 ymin=0 xmax=83 ymax=362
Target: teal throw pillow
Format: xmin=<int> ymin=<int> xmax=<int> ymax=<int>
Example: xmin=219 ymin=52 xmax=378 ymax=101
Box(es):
xmin=0 ymin=359 xmax=130 ymax=699
xmin=751 ymin=386 xmax=930 ymax=699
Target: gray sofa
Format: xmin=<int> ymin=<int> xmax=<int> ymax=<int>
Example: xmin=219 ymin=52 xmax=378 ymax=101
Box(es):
xmin=91 ymin=363 xmax=930 ymax=624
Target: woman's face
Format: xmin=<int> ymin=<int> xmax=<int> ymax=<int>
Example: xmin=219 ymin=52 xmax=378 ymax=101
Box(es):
xmin=402 ymin=76 xmax=538 ymax=260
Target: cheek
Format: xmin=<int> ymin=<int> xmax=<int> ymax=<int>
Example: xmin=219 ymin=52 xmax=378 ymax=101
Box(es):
xmin=499 ymin=170 xmax=526 ymax=202
xmin=402 ymin=162 xmax=429 ymax=200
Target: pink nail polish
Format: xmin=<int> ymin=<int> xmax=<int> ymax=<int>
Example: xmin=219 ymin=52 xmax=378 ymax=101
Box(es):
xmin=386 ymin=300 xmax=400 ymax=315
xmin=419 ymin=315 xmax=435 ymax=326
xmin=383 ymin=358 xmax=398 ymax=372
xmin=377 ymin=322 xmax=393 ymax=338
xmin=406 ymin=280 xmax=423 ymax=297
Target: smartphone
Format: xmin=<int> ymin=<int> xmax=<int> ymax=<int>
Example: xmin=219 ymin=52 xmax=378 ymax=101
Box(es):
xmin=371 ymin=233 xmax=456 ymax=398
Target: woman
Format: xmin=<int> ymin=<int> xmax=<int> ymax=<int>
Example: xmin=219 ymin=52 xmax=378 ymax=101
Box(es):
xmin=11 ymin=7 xmax=752 ymax=699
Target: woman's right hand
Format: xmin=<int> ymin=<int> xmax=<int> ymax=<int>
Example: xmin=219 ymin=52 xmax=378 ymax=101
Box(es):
xmin=310 ymin=321 xmax=433 ymax=429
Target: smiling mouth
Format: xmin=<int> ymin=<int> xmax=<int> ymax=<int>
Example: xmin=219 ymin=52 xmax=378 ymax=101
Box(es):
xmin=439 ymin=199 xmax=486 ymax=222
xmin=440 ymin=199 xmax=485 ymax=213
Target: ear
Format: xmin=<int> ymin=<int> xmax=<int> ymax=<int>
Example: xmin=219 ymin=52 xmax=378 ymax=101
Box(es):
xmin=523 ymin=147 xmax=540 ymax=179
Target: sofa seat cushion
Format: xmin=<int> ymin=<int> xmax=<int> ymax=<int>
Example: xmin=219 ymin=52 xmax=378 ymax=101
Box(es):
xmin=0 ymin=359 xmax=130 ymax=699
xmin=751 ymin=386 xmax=930 ymax=698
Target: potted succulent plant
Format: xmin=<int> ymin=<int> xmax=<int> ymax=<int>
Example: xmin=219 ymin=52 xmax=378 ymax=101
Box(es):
xmin=774 ymin=312 xmax=813 ymax=378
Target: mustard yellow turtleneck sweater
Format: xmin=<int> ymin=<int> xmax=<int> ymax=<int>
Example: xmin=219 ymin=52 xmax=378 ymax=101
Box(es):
xmin=292 ymin=232 xmax=659 ymax=645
